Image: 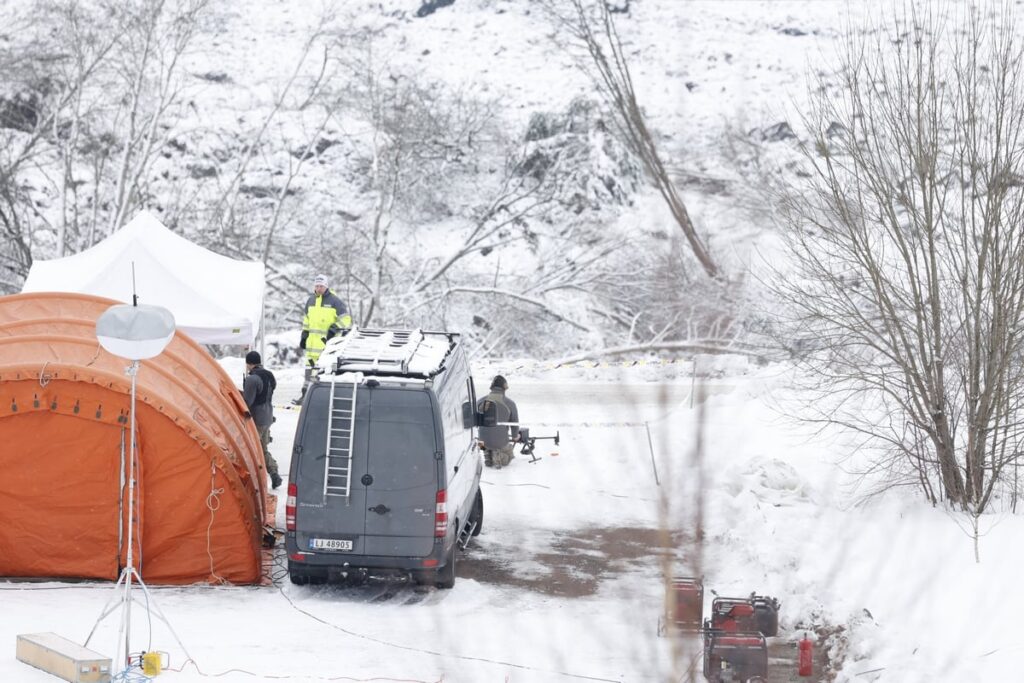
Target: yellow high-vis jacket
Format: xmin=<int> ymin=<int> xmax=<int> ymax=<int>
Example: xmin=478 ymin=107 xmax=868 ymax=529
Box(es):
xmin=300 ymin=289 xmax=352 ymax=363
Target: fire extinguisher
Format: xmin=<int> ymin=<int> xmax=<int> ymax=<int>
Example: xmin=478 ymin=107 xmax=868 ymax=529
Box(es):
xmin=798 ymin=632 xmax=813 ymax=677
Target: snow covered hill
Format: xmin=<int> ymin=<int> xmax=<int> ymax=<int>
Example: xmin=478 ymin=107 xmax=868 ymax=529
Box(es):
xmin=0 ymin=0 xmax=879 ymax=355
xmin=4 ymin=3 xmax=1020 ymax=682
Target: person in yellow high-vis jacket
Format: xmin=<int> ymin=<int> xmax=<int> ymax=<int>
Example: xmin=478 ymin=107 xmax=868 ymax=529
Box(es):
xmin=298 ymin=274 xmax=352 ymax=397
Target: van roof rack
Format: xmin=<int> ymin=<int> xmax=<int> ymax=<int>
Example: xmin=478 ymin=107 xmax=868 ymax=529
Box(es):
xmin=321 ymin=328 xmax=455 ymax=378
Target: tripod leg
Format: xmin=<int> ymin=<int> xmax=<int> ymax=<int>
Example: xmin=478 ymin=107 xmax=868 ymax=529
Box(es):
xmin=83 ymin=568 xmax=130 ymax=648
xmin=129 ymin=569 xmax=195 ymax=663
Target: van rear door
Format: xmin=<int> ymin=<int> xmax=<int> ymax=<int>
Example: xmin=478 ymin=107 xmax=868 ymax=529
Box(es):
xmin=362 ymin=387 xmax=439 ymax=557
xmin=294 ymin=382 xmax=370 ymax=552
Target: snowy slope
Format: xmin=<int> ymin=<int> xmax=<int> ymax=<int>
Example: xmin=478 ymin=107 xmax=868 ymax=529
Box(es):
xmin=158 ymin=0 xmax=883 ymax=330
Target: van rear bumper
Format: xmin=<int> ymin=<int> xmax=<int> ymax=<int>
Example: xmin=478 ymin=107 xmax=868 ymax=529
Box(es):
xmin=286 ymin=535 xmax=449 ymax=572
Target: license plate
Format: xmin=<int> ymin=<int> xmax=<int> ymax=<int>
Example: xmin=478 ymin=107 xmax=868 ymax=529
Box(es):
xmin=310 ymin=538 xmax=353 ymax=551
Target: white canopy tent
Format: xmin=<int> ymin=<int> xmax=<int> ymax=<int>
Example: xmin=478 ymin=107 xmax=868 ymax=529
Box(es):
xmin=22 ymin=211 xmax=265 ymax=346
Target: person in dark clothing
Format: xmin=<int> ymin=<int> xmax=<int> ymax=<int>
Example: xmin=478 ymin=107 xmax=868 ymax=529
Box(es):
xmin=242 ymin=351 xmax=282 ymax=489
xmin=477 ymin=375 xmax=520 ymax=469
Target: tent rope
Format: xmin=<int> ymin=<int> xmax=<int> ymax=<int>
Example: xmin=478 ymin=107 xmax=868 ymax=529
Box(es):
xmin=38 ymin=361 xmax=51 ymax=387
xmin=205 ymin=461 xmax=227 ymax=585
xmin=83 ymin=342 xmax=102 ymax=367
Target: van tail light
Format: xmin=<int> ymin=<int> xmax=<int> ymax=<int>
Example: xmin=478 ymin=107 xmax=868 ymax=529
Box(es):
xmin=286 ymin=483 xmax=297 ymax=531
xmin=434 ymin=489 xmax=448 ymax=537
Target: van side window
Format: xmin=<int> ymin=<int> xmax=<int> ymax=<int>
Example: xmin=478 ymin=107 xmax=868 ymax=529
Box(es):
xmin=465 ymin=376 xmax=476 ymax=439
xmin=438 ymin=374 xmax=463 ymax=448
xmin=368 ymin=389 xmax=436 ymax=490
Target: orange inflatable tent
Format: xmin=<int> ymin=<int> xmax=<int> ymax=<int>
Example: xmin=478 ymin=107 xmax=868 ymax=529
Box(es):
xmin=0 ymin=292 xmax=268 ymax=584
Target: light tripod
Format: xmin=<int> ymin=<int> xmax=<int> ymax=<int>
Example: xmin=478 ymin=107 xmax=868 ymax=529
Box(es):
xmin=85 ymin=302 xmax=192 ymax=672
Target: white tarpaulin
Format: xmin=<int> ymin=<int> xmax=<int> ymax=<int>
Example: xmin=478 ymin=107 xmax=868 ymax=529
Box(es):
xmin=22 ymin=211 xmax=265 ymax=345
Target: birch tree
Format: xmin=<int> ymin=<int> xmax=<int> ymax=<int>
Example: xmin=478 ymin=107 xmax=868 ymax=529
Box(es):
xmin=547 ymin=0 xmax=719 ymax=279
xmin=0 ymin=0 xmax=212 ymax=283
xmin=774 ymin=5 xmax=1024 ymax=524
xmin=0 ymin=1 xmax=117 ymax=289
xmin=333 ymin=46 xmax=573 ymax=330
xmin=98 ymin=0 xmax=211 ymax=238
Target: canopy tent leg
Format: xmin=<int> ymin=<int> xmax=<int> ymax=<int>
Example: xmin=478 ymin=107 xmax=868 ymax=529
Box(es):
xmin=259 ymin=296 xmax=266 ymax=362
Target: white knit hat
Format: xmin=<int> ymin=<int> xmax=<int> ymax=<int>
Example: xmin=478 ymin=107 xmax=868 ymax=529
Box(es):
xmin=313 ymin=274 xmax=329 ymax=288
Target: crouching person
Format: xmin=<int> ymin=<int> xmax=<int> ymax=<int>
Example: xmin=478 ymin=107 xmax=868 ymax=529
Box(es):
xmin=477 ymin=375 xmax=519 ymax=469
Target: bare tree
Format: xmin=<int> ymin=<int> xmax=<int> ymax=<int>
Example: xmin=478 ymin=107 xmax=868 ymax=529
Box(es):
xmin=328 ymin=45 xmax=584 ymax=332
xmin=0 ymin=0 xmax=213 ymax=286
xmin=99 ymin=0 xmax=211 ymax=237
xmin=546 ymin=0 xmax=719 ymax=278
xmin=0 ymin=1 xmax=119 ymax=289
xmin=328 ymin=44 xmax=438 ymax=327
xmin=771 ymin=4 xmax=1024 ymax=532
xmin=188 ymin=9 xmax=337 ymax=263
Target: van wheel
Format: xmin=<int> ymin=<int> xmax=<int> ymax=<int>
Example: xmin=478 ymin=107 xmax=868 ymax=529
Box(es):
xmin=469 ymin=490 xmax=483 ymax=537
xmin=435 ymin=544 xmax=457 ymax=589
xmin=288 ymin=564 xmax=326 ymax=586
xmin=288 ymin=565 xmax=310 ymax=586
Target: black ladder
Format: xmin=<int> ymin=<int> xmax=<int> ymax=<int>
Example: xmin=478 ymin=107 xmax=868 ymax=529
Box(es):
xmin=323 ymin=379 xmax=358 ymax=500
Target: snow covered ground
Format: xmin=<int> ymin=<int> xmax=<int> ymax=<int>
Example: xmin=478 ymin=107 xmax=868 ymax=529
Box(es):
xmin=3 ymin=356 xmax=1022 ymax=682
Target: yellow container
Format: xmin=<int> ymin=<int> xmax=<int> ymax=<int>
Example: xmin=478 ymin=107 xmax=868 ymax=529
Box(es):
xmin=141 ymin=651 xmax=163 ymax=676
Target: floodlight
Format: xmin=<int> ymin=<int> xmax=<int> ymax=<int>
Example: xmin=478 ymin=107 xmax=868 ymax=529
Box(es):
xmin=96 ymin=304 xmax=175 ymax=360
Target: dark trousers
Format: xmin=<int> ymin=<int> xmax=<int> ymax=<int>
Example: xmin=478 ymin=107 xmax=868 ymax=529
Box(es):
xmin=257 ymin=424 xmax=279 ymax=477
xmin=484 ymin=444 xmax=514 ymax=468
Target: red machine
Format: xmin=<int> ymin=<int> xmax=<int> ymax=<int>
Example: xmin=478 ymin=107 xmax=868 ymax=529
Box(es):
xmin=702 ymin=630 xmax=768 ymax=683
xmin=659 ymin=579 xmax=787 ymax=682
xmin=670 ymin=576 xmax=704 ymax=631
xmin=710 ymin=594 xmax=780 ymax=637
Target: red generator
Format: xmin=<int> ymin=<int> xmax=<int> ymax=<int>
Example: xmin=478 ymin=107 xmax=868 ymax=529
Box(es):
xmin=670 ymin=576 xmax=704 ymax=631
xmin=702 ymin=630 xmax=768 ymax=683
xmin=710 ymin=595 xmax=780 ymax=637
